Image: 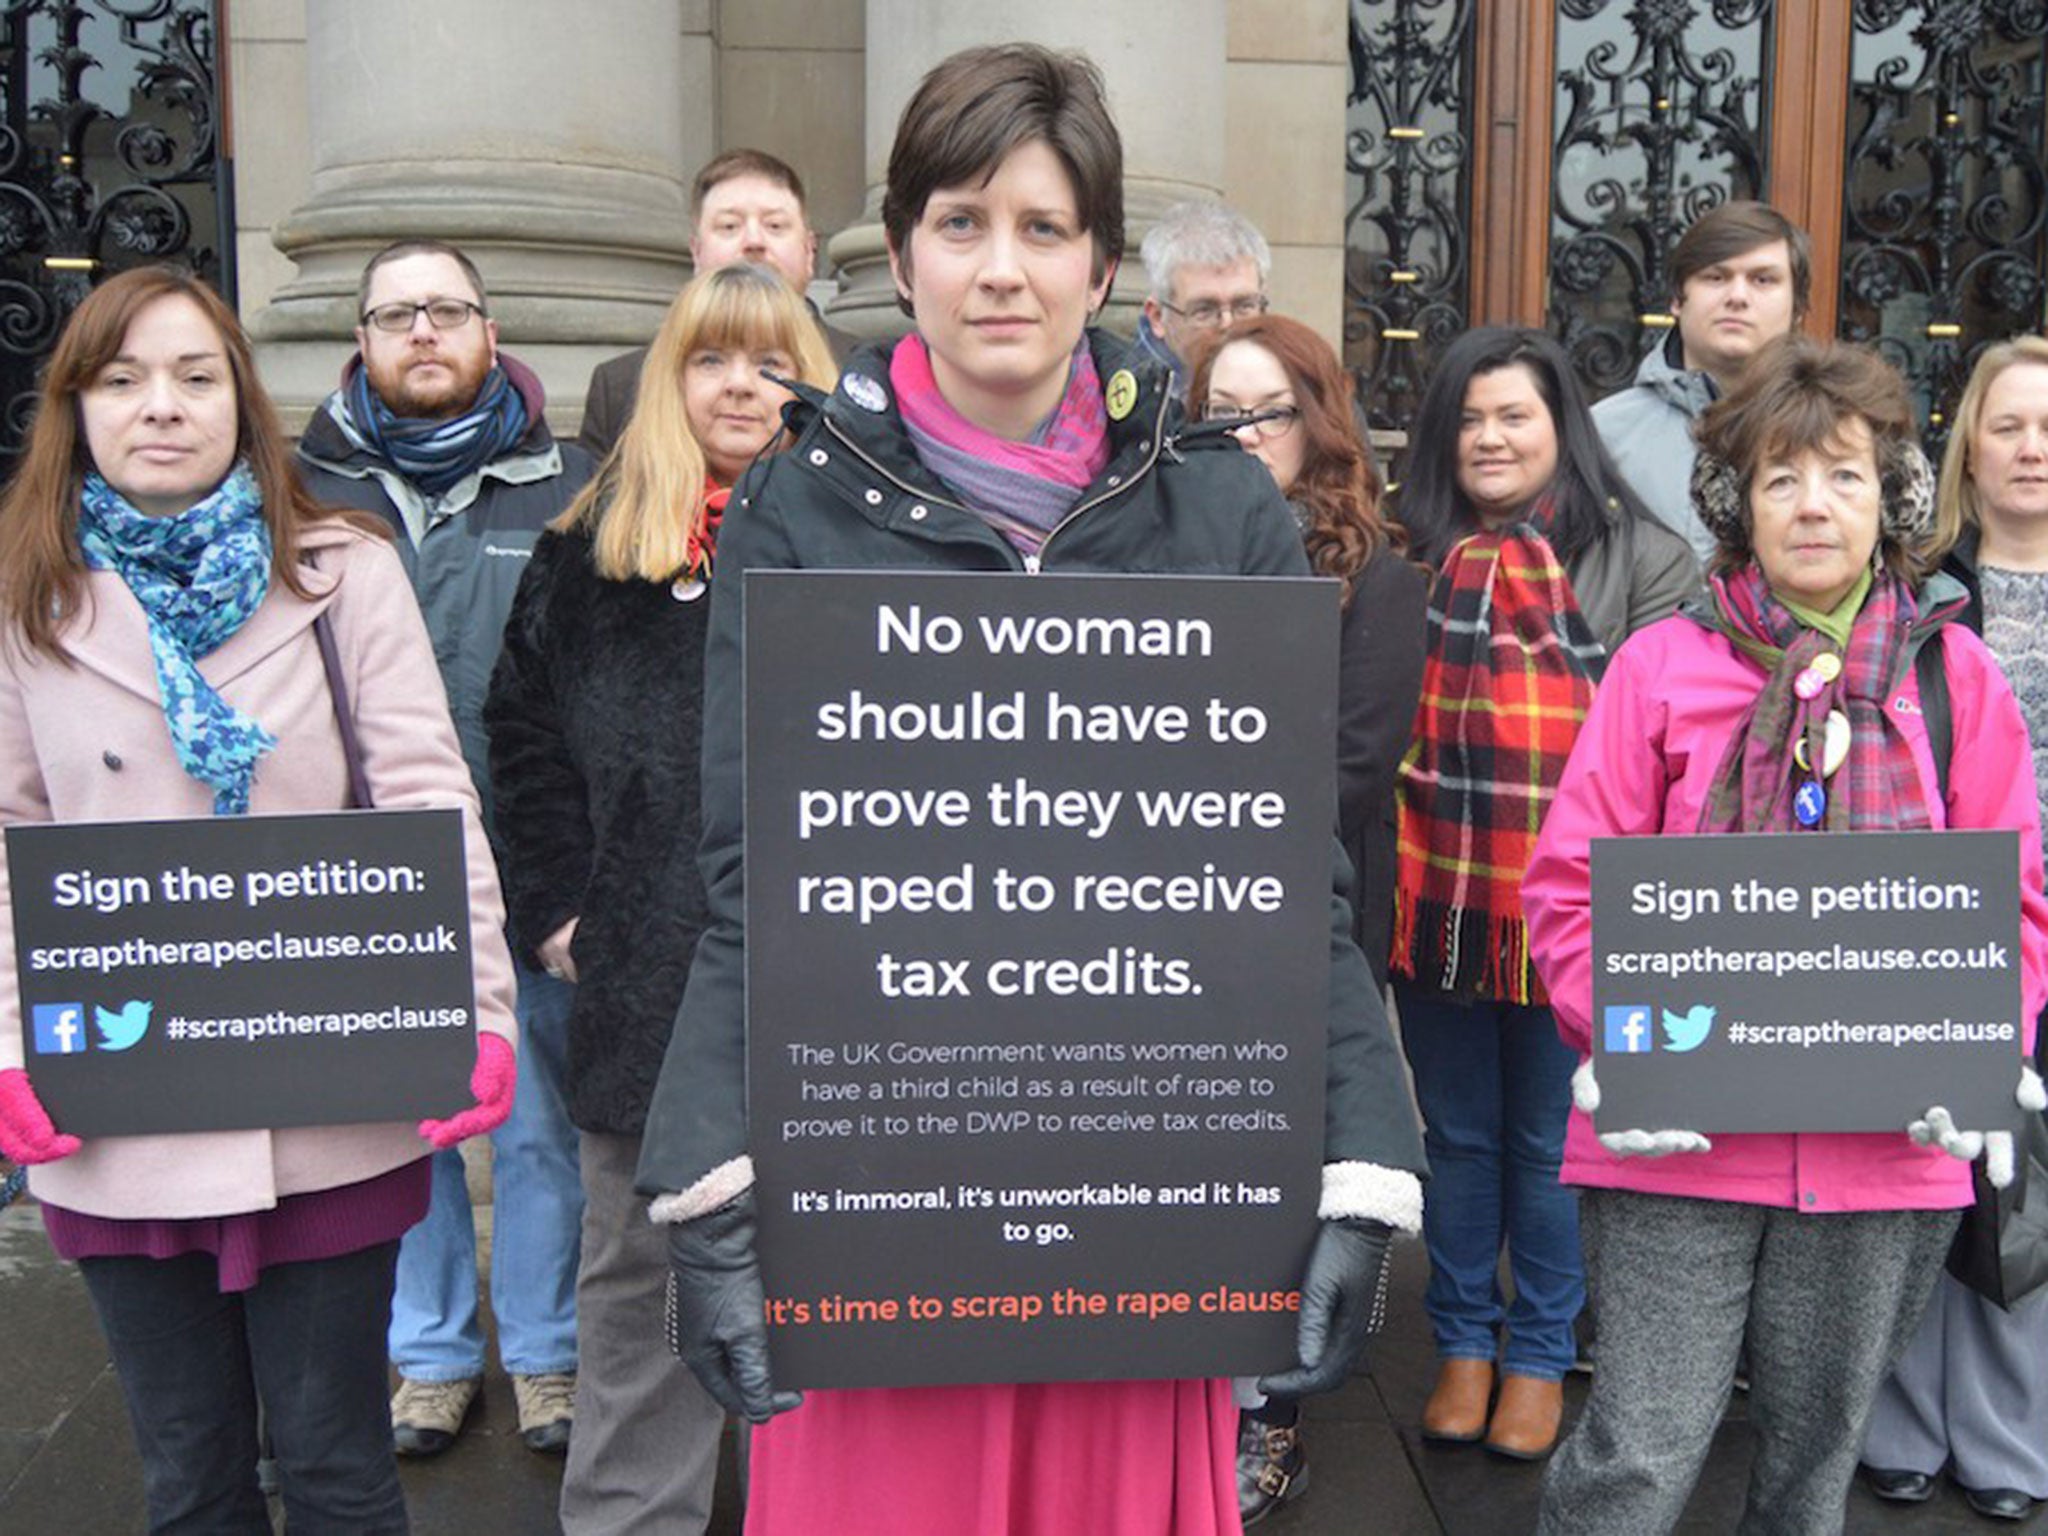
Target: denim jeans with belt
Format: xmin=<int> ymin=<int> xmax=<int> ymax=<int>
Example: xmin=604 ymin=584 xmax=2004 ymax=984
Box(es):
xmin=81 ymin=1240 xmax=407 ymax=1535
xmin=1394 ymin=985 xmax=1584 ymax=1379
xmin=389 ymin=965 xmax=582 ymax=1380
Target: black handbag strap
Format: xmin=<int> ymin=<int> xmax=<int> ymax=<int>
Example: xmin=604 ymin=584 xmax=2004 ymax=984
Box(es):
xmin=1915 ymin=633 xmax=1951 ymax=806
xmin=313 ymin=610 xmax=375 ymax=810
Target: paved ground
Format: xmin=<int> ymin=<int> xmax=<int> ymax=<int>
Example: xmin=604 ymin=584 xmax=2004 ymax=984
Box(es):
xmin=3 ymin=1201 xmax=2038 ymax=1534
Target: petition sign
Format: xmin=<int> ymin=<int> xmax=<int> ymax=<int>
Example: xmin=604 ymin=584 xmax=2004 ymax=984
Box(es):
xmin=9 ymin=810 xmax=476 ymax=1135
xmin=1590 ymin=830 xmax=2023 ymax=1133
xmin=745 ymin=571 xmax=1337 ymax=1388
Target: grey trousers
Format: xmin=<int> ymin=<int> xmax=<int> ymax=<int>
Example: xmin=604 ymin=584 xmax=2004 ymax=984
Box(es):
xmin=1535 ymin=1188 xmax=1956 ymax=1536
xmin=559 ymin=1131 xmax=726 ymax=1536
xmin=1862 ymin=1270 xmax=2048 ymax=1496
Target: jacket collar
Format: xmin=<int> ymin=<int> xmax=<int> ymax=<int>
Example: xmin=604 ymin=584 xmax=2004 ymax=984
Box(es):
xmin=812 ymin=328 xmax=1174 ymax=501
xmin=61 ymin=519 xmax=362 ymax=703
xmin=1632 ymin=330 xmax=1718 ymax=415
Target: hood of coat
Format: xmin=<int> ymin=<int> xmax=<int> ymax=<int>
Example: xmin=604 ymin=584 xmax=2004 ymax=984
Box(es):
xmin=1631 ymin=330 xmax=1719 ymax=418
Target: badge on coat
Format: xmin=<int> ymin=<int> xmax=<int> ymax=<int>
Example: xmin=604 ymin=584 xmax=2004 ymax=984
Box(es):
xmin=1105 ymin=368 xmax=1138 ymax=422
xmin=841 ymin=373 xmax=888 ymax=413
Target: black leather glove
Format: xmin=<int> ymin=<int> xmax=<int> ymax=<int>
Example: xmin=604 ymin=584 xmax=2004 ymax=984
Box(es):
xmin=1255 ymin=1217 xmax=1394 ymax=1401
xmin=664 ymin=1191 xmax=804 ymax=1423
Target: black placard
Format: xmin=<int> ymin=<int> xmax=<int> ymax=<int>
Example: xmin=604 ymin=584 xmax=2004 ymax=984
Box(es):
xmin=1591 ymin=830 xmax=2023 ymax=1133
xmin=745 ymin=571 xmax=1337 ymax=1387
xmin=10 ymin=809 xmax=476 ymax=1135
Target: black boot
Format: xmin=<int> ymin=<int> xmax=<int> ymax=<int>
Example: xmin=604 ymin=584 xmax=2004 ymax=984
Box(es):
xmin=1237 ymin=1403 xmax=1307 ymax=1527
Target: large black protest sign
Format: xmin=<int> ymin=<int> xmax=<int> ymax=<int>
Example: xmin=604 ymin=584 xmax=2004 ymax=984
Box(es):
xmin=1591 ymin=830 xmax=2023 ymax=1133
xmin=10 ymin=809 xmax=476 ymax=1135
xmin=746 ymin=571 xmax=1338 ymax=1388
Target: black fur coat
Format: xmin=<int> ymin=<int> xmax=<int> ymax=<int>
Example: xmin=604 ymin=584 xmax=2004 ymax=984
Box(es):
xmin=485 ymin=526 xmax=711 ymax=1134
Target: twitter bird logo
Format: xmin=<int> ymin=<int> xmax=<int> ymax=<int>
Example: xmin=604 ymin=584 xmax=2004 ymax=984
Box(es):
xmin=1662 ymin=1005 xmax=1714 ymax=1054
xmin=94 ymin=1000 xmax=152 ymax=1052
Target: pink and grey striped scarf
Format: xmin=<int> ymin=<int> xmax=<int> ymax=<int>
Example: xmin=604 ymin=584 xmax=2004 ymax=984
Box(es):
xmin=889 ymin=333 xmax=1111 ymax=559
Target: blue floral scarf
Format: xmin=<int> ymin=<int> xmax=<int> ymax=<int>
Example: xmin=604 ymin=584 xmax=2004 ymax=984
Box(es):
xmin=77 ymin=463 xmax=277 ymax=815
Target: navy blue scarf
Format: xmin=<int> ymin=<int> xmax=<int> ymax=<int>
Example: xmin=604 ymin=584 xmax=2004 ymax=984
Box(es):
xmin=343 ymin=361 xmax=529 ymax=496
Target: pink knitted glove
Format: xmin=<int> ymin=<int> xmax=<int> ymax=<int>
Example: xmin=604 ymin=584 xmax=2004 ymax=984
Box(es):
xmin=418 ymin=1033 xmax=516 ymax=1150
xmin=0 ymin=1068 xmax=82 ymax=1164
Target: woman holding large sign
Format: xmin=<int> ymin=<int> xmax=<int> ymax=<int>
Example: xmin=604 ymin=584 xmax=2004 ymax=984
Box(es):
xmin=1860 ymin=337 xmax=2048 ymax=1523
xmin=1388 ymin=326 xmax=1697 ymax=1459
xmin=486 ymin=262 xmax=835 ymax=1532
xmin=0 ymin=268 xmax=518 ymax=1530
xmin=1523 ymin=336 xmax=2048 ymax=1534
xmin=636 ymin=43 xmax=1427 ymax=1536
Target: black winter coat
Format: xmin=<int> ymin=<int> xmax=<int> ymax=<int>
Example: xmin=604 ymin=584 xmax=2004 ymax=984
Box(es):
xmin=635 ymin=329 xmax=1429 ymax=1198
xmin=484 ymin=526 xmax=712 ymax=1134
xmin=1332 ymin=550 xmax=1429 ymax=988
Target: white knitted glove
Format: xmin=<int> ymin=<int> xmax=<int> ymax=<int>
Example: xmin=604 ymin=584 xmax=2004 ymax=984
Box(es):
xmin=1573 ymin=1058 xmax=1714 ymax=1159
xmin=1913 ymin=1066 xmax=2048 ymax=1190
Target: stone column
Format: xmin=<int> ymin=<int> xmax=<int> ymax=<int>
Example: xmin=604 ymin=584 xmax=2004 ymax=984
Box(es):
xmin=251 ymin=0 xmax=713 ymax=434
xmin=826 ymin=0 xmax=1230 ymax=340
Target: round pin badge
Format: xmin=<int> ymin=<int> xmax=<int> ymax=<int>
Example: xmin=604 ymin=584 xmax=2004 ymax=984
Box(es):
xmin=1105 ymin=368 xmax=1138 ymax=422
xmin=842 ymin=373 xmax=888 ymax=413
xmin=1809 ymin=652 xmax=1842 ymax=683
xmin=670 ymin=576 xmax=707 ymax=603
xmin=1794 ymin=779 xmax=1828 ymax=826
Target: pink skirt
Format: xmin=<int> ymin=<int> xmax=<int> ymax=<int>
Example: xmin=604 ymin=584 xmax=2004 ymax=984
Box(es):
xmin=745 ymin=1378 xmax=1241 ymax=1536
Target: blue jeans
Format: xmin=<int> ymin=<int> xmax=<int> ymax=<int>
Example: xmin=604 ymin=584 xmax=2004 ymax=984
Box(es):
xmin=1395 ymin=986 xmax=1584 ymax=1379
xmin=81 ymin=1241 xmax=407 ymax=1535
xmin=389 ymin=966 xmax=581 ymax=1379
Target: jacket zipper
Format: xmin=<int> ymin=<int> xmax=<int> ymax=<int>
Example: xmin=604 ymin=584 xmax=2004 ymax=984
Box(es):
xmin=820 ymin=386 xmax=1173 ymax=575
xmin=1028 ymin=388 xmax=1173 ymax=573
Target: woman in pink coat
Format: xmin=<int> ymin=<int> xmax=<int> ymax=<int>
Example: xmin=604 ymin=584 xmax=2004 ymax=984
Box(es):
xmin=1522 ymin=336 xmax=2048 ymax=1536
xmin=0 ymin=266 xmax=518 ymax=1533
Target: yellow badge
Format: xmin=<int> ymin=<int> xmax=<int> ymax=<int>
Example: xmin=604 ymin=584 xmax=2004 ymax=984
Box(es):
xmin=1105 ymin=368 xmax=1138 ymax=422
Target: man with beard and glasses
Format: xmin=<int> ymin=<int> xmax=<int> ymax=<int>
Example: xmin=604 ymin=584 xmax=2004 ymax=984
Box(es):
xmin=297 ymin=239 xmax=592 ymax=1461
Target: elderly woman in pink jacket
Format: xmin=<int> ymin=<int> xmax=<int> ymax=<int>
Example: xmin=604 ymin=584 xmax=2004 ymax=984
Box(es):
xmin=0 ymin=267 xmax=517 ymax=1533
xmin=1522 ymin=336 xmax=2048 ymax=1536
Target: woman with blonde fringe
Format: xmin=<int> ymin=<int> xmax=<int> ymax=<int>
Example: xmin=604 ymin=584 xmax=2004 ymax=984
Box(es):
xmin=485 ymin=261 xmax=836 ymax=1534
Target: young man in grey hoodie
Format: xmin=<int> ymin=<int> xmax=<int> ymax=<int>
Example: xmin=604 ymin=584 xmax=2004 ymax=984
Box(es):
xmin=1593 ymin=202 xmax=1810 ymax=564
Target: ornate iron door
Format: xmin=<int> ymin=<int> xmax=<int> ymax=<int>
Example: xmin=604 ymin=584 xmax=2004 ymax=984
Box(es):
xmin=0 ymin=0 xmax=229 ymax=456
xmin=1840 ymin=0 xmax=2046 ymax=452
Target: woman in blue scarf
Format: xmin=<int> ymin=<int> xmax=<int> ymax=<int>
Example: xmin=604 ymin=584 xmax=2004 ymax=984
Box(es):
xmin=0 ymin=266 xmax=520 ymax=1532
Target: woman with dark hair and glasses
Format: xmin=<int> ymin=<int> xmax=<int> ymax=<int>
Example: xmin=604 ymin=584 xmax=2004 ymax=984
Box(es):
xmin=0 ymin=265 xmax=517 ymax=1532
xmin=1390 ymin=325 xmax=1697 ymax=1460
xmin=1188 ymin=314 xmax=1427 ymax=1523
xmin=637 ymin=42 xmax=1427 ymax=1536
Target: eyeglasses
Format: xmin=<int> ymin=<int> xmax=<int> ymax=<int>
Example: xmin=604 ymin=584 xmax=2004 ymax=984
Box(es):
xmin=360 ymin=299 xmax=485 ymax=334
xmin=1160 ymin=294 xmax=1269 ymax=330
xmin=1201 ymin=404 xmax=1301 ymax=440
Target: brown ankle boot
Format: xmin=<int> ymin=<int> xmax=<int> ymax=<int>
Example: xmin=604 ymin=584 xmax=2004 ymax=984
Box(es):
xmin=1420 ymin=1358 xmax=1494 ymax=1443
xmin=1484 ymin=1373 xmax=1563 ymax=1460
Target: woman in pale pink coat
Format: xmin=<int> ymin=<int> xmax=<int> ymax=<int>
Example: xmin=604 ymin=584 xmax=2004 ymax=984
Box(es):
xmin=0 ymin=266 xmax=517 ymax=1533
xmin=1522 ymin=337 xmax=2048 ymax=1536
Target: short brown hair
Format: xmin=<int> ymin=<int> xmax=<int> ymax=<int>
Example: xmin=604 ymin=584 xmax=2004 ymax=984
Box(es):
xmin=1186 ymin=314 xmax=1404 ymax=597
xmin=1694 ymin=335 xmax=1929 ymax=578
xmin=355 ymin=239 xmax=488 ymax=320
xmin=1671 ymin=201 xmax=1811 ymax=322
xmin=0 ymin=266 xmax=363 ymax=654
xmin=691 ymin=149 xmax=808 ymax=220
xmin=882 ymin=44 xmax=1123 ymax=308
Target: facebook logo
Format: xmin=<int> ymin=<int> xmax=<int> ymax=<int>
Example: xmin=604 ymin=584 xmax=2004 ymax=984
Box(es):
xmin=1604 ymin=1005 xmax=1653 ymax=1055
xmin=32 ymin=1003 xmax=87 ymax=1055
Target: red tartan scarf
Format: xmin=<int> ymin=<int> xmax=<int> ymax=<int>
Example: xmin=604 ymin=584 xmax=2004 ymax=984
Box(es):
xmin=1392 ymin=523 xmax=1605 ymax=1003
xmin=1696 ymin=564 xmax=1955 ymax=834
